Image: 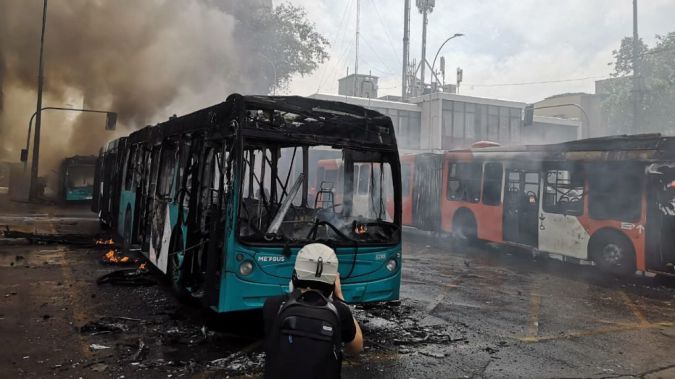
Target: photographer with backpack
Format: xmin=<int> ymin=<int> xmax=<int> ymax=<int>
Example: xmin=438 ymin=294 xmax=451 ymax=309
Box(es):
xmin=263 ymin=243 xmax=363 ymax=379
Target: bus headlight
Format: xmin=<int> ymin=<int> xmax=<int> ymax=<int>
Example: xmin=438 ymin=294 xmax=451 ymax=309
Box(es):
xmin=239 ymin=261 xmax=254 ymax=276
xmin=386 ymin=259 xmax=397 ymax=272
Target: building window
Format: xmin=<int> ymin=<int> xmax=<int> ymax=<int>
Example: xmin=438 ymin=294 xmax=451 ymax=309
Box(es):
xmin=447 ymin=161 xmax=482 ymax=203
xmin=408 ymin=112 xmax=421 ymax=148
xmin=453 ymin=102 xmax=465 ymax=138
xmin=543 ymin=168 xmax=584 ymax=215
xmin=478 ymin=104 xmax=488 ymax=140
xmin=466 ymin=103 xmax=476 ymax=140
xmin=482 ymin=162 xmax=502 ymax=205
xmin=488 ymin=106 xmax=499 ymax=141
xmin=510 ymin=108 xmax=521 ymax=144
xmin=499 ymin=107 xmax=509 ymax=142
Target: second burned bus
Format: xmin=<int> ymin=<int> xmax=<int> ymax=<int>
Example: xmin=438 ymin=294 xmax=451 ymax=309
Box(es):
xmin=400 ymin=134 xmax=675 ymax=276
xmin=93 ymin=94 xmax=402 ymax=312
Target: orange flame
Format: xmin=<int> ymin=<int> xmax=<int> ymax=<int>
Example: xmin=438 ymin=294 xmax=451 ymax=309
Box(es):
xmin=138 ymin=262 xmax=147 ymax=270
xmin=103 ymin=249 xmax=130 ymax=263
xmin=96 ymin=239 xmax=114 ymax=246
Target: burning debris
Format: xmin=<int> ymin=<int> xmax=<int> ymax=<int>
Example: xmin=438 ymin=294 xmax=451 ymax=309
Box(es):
xmin=102 ymin=249 xmax=130 ymax=264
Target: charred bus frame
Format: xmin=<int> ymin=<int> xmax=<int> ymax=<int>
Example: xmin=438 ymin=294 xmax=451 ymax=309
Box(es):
xmin=93 ymin=94 xmax=402 ymax=312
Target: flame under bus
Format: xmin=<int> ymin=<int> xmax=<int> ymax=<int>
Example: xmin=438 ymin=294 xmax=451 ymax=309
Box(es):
xmin=93 ymin=94 xmax=402 ymax=312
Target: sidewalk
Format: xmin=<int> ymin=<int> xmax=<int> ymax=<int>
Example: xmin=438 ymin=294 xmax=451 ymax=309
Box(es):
xmin=0 ymin=194 xmax=100 ymax=241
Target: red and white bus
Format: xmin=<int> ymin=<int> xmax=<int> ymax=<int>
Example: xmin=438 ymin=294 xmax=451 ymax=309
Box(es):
xmin=400 ymin=134 xmax=675 ymax=276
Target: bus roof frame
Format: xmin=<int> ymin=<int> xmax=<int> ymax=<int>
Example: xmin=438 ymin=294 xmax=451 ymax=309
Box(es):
xmin=121 ymin=94 xmax=399 ymax=153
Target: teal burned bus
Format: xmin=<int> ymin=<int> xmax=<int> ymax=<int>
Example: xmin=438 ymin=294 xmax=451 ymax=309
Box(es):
xmin=93 ymin=94 xmax=402 ymax=312
xmin=60 ymin=155 xmax=97 ymax=202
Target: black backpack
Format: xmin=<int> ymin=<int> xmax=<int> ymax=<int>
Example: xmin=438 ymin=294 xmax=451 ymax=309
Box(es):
xmin=264 ymin=289 xmax=342 ymax=379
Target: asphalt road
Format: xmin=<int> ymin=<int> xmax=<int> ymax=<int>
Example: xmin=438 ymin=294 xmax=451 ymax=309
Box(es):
xmin=1 ymin=207 xmax=674 ymax=378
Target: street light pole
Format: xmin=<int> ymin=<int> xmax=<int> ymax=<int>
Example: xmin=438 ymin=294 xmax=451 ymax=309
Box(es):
xmin=24 ymin=107 xmax=118 ymax=163
xmin=631 ymin=0 xmax=641 ymax=133
xmin=30 ymin=0 xmax=48 ymax=200
xmin=431 ymin=33 xmax=464 ymax=87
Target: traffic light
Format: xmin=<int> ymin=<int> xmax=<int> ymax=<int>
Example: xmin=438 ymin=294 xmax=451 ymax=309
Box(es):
xmin=105 ymin=112 xmax=117 ymax=130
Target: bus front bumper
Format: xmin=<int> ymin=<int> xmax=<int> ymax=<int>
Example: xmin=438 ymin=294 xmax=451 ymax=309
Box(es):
xmin=214 ymin=270 xmax=401 ymax=313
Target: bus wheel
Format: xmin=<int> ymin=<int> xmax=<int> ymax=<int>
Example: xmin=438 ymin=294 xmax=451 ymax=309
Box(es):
xmin=452 ymin=211 xmax=477 ymax=248
xmin=591 ymin=232 xmax=636 ymax=276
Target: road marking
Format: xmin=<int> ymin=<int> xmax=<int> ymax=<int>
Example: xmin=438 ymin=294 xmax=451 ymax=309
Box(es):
xmin=619 ymin=290 xmax=649 ymax=325
xmin=521 ymin=293 xmax=542 ymax=342
xmin=425 ymin=282 xmax=460 ymax=313
xmin=516 ymin=321 xmax=673 ymax=343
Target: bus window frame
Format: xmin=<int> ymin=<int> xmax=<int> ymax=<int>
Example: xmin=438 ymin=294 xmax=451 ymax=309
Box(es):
xmin=542 ymin=163 xmax=585 ymax=216
xmin=157 ymin=142 xmax=178 ymax=199
xmin=482 ymin=162 xmax=503 ymax=206
xmin=447 ymin=161 xmax=483 ymax=203
xmin=587 ymin=162 xmax=643 ymax=222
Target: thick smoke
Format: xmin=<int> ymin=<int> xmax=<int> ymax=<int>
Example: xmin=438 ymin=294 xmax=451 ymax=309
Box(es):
xmin=0 ymin=0 xmax=272 ymax=184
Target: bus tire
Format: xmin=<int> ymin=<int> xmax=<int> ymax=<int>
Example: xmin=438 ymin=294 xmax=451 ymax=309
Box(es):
xmin=589 ymin=230 xmax=636 ymax=276
xmin=452 ymin=210 xmax=478 ymax=248
xmin=122 ymin=207 xmax=132 ymax=252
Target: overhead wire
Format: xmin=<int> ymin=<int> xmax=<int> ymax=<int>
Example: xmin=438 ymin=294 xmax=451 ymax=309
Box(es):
xmin=465 ymin=76 xmax=609 ymax=88
xmin=316 ymin=0 xmax=354 ymax=92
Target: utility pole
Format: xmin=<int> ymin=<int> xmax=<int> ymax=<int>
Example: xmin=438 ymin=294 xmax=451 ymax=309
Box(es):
xmin=402 ymin=0 xmax=411 ymax=101
xmin=354 ymin=0 xmax=360 ymax=96
xmin=417 ymin=0 xmax=435 ymax=92
xmin=30 ymin=0 xmax=48 ymax=200
xmin=631 ymin=0 xmax=641 ymax=132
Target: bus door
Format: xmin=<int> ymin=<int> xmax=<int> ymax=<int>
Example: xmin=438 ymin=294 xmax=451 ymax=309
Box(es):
xmin=142 ymin=145 xmax=161 ymax=251
xmin=503 ymin=169 xmax=540 ymax=247
xmin=538 ymin=165 xmax=588 ymax=258
xmin=645 ymin=163 xmax=675 ymax=272
xmin=412 ymin=154 xmax=442 ymax=231
xmin=148 ymin=143 xmax=177 ymax=271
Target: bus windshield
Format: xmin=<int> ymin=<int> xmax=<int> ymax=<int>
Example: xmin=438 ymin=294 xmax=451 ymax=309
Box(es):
xmin=238 ymin=145 xmax=399 ymax=246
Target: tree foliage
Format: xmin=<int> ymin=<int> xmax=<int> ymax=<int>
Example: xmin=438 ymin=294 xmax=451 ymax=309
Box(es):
xmin=604 ymin=32 xmax=675 ymax=134
xmin=241 ymin=4 xmax=330 ymax=94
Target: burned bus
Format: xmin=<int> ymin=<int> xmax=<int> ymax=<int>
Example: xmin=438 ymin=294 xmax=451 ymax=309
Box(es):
xmin=401 ymin=134 xmax=675 ymax=277
xmin=93 ymin=94 xmax=402 ymax=312
xmin=60 ymin=155 xmax=97 ymax=202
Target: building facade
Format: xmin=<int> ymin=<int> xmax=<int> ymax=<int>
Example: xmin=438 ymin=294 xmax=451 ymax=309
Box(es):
xmin=311 ymin=92 xmax=525 ymax=151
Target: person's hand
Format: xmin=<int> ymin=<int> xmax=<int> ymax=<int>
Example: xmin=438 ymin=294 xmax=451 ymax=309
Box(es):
xmin=333 ymin=273 xmax=344 ymax=301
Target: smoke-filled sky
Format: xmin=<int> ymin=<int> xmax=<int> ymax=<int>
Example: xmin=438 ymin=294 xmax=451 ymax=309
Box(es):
xmin=0 ymin=0 xmax=271 ymax=173
xmin=287 ymin=0 xmax=675 ymax=102
xmin=2 ymin=0 xmax=674 ymax=171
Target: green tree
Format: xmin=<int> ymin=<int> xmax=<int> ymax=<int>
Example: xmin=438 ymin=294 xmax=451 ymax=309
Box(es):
xmin=604 ymin=32 xmax=675 ymax=134
xmin=239 ymin=4 xmax=330 ymax=94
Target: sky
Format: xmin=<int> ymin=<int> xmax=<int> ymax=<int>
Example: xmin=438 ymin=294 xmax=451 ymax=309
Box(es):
xmin=284 ymin=0 xmax=675 ymax=103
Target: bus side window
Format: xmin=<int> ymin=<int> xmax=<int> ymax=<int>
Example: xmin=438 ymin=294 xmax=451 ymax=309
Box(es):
xmin=482 ymin=162 xmax=503 ymax=206
xmin=543 ymin=168 xmax=584 ymax=215
xmin=447 ymin=162 xmax=482 ymax=203
xmin=588 ymin=163 xmax=642 ymax=222
xmin=157 ymin=145 xmax=177 ymax=199
xmin=122 ymin=147 xmax=135 ymax=191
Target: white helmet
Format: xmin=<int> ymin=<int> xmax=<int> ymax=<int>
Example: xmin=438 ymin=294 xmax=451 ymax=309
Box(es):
xmin=293 ymin=243 xmax=339 ymax=287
